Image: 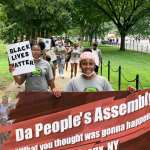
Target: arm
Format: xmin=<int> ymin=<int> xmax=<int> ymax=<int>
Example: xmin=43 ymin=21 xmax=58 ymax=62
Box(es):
xmin=9 ymin=64 xmax=26 ymax=85
xmin=13 ymin=75 xmax=26 ymax=85
xmin=45 ymin=62 xmax=61 ymax=97
xmin=48 ymin=80 xmax=55 ymax=90
xmin=68 ymin=47 xmax=73 ymax=53
xmin=48 ymin=80 xmax=61 ymax=98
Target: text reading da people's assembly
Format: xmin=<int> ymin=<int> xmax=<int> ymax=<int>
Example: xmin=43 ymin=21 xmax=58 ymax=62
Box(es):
xmin=15 ymin=92 xmax=150 ymax=142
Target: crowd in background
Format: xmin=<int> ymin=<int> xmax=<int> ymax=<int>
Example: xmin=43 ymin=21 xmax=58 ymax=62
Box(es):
xmin=1 ymin=36 xmax=109 ymax=122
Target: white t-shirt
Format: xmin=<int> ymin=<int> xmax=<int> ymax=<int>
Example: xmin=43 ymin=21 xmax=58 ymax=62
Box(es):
xmin=92 ymin=49 xmax=101 ymax=66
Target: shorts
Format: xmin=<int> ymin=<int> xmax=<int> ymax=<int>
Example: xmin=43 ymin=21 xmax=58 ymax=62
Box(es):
xmin=70 ymin=58 xmax=79 ymax=64
xmin=57 ymin=57 xmax=65 ymax=65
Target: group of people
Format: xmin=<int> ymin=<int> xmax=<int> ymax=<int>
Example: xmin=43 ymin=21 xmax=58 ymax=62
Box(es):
xmin=43 ymin=37 xmax=82 ymax=79
xmin=9 ymin=37 xmax=112 ymax=96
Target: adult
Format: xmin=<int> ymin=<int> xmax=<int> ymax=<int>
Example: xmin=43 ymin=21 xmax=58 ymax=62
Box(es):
xmin=70 ymin=43 xmax=81 ymax=78
xmin=65 ymin=51 xmax=113 ymax=92
xmin=64 ymin=44 xmax=71 ymax=71
xmin=9 ymin=44 xmax=60 ymax=97
xmin=44 ymin=37 xmax=57 ymax=80
xmin=55 ymin=43 xmax=66 ymax=78
xmin=38 ymin=39 xmax=46 ymax=58
xmin=91 ymin=42 xmax=102 ymax=74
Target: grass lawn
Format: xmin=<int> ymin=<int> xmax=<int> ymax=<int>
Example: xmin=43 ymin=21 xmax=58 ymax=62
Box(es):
xmin=0 ymin=40 xmax=12 ymax=90
xmin=100 ymin=45 xmax=150 ymax=90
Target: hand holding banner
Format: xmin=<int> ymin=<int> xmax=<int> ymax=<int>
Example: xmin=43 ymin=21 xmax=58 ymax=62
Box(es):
xmin=1 ymin=90 xmax=150 ymax=150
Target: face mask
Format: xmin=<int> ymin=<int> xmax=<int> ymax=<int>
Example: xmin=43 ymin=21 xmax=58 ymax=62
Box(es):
xmin=82 ymin=71 xmax=95 ymax=77
xmin=34 ymin=58 xmax=41 ymax=61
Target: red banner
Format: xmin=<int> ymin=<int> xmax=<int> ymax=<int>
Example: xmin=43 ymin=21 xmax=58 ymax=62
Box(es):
xmin=1 ymin=89 xmax=150 ymax=150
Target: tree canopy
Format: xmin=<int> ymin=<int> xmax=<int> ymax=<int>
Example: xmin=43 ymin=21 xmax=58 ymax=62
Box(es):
xmin=76 ymin=0 xmax=150 ymax=50
xmin=0 ymin=0 xmax=73 ymax=42
xmin=0 ymin=0 xmax=149 ymax=48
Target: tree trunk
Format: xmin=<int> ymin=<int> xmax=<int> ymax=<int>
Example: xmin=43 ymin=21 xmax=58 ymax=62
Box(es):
xmin=45 ymin=30 xmax=49 ymax=37
xmin=85 ymin=35 xmax=88 ymax=41
xmin=95 ymin=33 xmax=97 ymax=42
xmin=120 ymin=33 xmax=126 ymax=51
xmin=89 ymin=34 xmax=93 ymax=46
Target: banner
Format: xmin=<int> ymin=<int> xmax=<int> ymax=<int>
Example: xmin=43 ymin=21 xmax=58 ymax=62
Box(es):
xmin=7 ymin=41 xmax=35 ymax=75
xmin=0 ymin=89 xmax=150 ymax=150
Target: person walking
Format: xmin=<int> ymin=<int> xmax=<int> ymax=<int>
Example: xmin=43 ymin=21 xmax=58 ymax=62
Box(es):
xmin=69 ymin=43 xmax=81 ymax=78
xmin=9 ymin=44 xmax=61 ymax=97
xmin=65 ymin=51 xmax=113 ymax=92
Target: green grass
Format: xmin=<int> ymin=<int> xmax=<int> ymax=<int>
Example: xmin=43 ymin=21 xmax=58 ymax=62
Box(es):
xmin=0 ymin=40 xmax=12 ymax=89
xmin=100 ymin=45 xmax=150 ymax=90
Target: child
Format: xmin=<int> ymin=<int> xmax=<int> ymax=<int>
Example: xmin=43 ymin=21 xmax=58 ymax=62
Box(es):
xmin=0 ymin=96 xmax=10 ymax=120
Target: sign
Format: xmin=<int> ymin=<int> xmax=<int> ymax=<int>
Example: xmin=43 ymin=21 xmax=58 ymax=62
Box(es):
xmin=37 ymin=38 xmax=51 ymax=50
xmin=7 ymin=41 xmax=35 ymax=76
xmin=0 ymin=90 xmax=150 ymax=150
xmin=45 ymin=49 xmax=57 ymax=61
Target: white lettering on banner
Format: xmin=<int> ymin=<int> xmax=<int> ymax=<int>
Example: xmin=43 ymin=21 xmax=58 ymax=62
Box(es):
xmin=15 ymin=92 xmax=150 ymax=142
xmin=39 ymin=142 xmax=53 ymax=150
xmin=84 ymin=131 xmax=101 ymax=141
xmin=126 ymin=113 xmax=150 ymax=129
xmin=101 ymin=124 xmax=125 ymax=138
xmin=16 ymin=128 xmax=33 ymax=142
xmin=87 ymin=140 xmax=119 ymax=150
xmin=35 ymin=113 xmax=82 ymax=138
xmin=15 ymin=145 xmax=38 ymax=150
xmin=84 ymin=112 xmax=92 ymax=124
xmin=107 ymin=140 xmax=119 ymax=150
xmin=94 ymin=92 xmax=150 ymax=122
xmin=15 ymin=113 xmax=83 ymax=142
xmin=54 ymin=134 xmax=84 ymax=147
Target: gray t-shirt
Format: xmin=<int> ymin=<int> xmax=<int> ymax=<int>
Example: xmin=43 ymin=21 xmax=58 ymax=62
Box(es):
xmin=65 ymin=75 xmax=113 ymax=92
xmin=25 ymin=59 xmax=53 ymax=91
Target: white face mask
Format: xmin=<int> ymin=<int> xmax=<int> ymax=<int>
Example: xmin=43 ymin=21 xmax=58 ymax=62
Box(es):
xmin=81 ymin=71 xmax=95 ymax=77
xmin=34 ymin=58 xmax=41 ymax=61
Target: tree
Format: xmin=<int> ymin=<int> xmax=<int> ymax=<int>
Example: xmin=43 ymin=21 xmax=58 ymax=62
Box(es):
xmin=77 ymin=0 xmax=150 ymax=50
xmin=129 ymin=15 xmax=150 ymax=38
xmin=92 ymin=0 xmax=150 ymax=50
xmin=73 ymin=0 xmax=111 ymax=44
xmin=0 ymin=0 xmax=73 ymax=42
